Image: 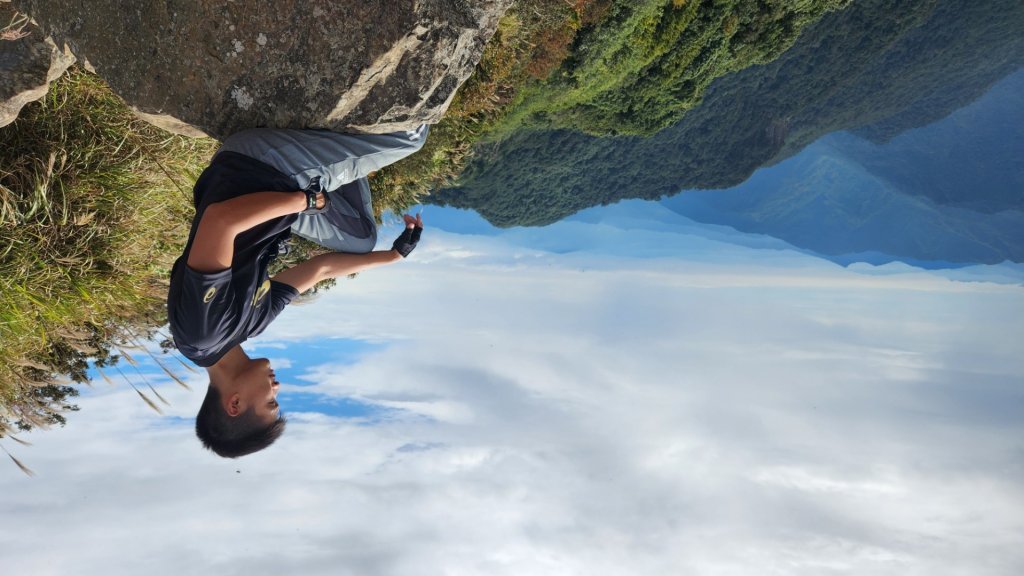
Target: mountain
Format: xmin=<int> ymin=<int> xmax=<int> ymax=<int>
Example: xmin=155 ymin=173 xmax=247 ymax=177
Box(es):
xmin=431 ymin=0 xmax=1024 ymax=228
xmin=658 ymin=69 xmax=1024 ymax=266
xmin=834 ymin=71 xmax=1024 ymax=213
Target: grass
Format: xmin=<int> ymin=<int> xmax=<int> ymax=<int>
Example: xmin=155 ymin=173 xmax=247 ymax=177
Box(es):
xmin=0 ymin=68 xmax=217 ymax=436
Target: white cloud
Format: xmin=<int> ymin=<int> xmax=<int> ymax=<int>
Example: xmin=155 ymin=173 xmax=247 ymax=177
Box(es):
xmin=1 ymin=223 xmax=1022 ymax=576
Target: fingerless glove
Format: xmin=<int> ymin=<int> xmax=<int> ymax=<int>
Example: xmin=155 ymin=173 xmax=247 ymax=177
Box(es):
xmin=392 ymin=226 xmax=423 ymax=257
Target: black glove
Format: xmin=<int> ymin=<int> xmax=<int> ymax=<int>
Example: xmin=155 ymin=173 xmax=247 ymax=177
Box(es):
xmin=392 ymin=225 xmax=423 ymax=257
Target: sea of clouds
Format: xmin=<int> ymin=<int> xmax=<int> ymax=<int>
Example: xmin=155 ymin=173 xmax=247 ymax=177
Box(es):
xmin=2 ymin=206 xmax=1022 ymax=576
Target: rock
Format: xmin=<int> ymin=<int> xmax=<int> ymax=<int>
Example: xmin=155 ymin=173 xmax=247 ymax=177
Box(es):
xmin=0 ymin=3 xmax=75 ymax=128
xmin=10 ymin=0 xmax=511 ymax=139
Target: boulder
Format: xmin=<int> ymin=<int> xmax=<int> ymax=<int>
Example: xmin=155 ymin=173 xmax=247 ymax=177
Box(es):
xmin=10 ymin=0 xmax=510 ymax=139
xmin=0 ymin=2 xmax=75 ymax=128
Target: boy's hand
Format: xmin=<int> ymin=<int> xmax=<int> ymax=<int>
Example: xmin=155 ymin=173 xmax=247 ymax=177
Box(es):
xmin=392 ymin=213 xmax=424 ymax=257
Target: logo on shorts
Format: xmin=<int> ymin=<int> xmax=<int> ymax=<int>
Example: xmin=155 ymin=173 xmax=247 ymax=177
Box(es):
xmin=203 ymin=286 xmax=217 ymax=303
xmin=252 ymin=279 xmax=271 ymax=306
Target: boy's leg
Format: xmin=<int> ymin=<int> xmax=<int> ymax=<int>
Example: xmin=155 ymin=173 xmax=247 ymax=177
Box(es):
xmin=216 ymin=125 xmax=429 ymax=192
xmin=291 ymin=177 xmax=377 ymax=253
xmin=215 ymin=125 xmax=429 ymax=252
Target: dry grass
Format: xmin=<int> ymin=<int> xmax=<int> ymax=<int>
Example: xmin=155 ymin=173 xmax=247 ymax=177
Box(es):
xmin=0 ymin=67 xmax=216 ymax=439
xmin=1 ymin=11 xmax=31 ymax=41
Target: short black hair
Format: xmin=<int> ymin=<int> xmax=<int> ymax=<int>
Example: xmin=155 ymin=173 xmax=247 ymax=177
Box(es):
xmin=195 ymin=384 xmax=286 ymax=458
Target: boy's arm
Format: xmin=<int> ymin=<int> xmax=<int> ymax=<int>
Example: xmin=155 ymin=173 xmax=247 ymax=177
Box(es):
xmin=272 ymin=214 xmax=424 ymax=293
xmin=271 ymin=250 xmax=402 ymax=294
xmin=187 ymin=191 xmax=310 ymax=273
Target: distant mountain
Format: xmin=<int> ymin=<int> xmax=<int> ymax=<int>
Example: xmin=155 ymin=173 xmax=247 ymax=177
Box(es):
xmin=431 ymin=0 xmax=1024 ymax=228
xmin=662 ymin=147 xmax=1024 ymax=265
xmin=834 ymin=71 xmax=1024 ymax=213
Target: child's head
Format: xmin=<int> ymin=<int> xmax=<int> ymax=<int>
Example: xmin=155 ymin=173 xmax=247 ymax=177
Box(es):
xmin=196 ymin=357 xmax=286 ymax=458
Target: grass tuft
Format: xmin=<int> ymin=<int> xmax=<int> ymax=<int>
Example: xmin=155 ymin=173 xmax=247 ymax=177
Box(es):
xmin=1 ymin=443 xmax=36 ymax=476
xmin=0 ymin=67 xmax=216 ymax=436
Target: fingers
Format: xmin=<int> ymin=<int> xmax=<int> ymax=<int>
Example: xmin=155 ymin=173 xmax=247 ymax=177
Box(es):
xmin=402 ymin=212 xmax=424 ymax=229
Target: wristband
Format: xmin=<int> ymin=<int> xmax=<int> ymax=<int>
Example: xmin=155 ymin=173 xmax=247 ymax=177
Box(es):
xmin=300 ymin=176 xmax=329 ymax=215
xmin=303 ymin=189 xmax=319 ymax=211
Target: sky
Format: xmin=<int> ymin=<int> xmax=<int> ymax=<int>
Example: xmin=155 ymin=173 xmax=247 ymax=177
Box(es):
xmin=2 ymin=201 xmax=1022 ymax=576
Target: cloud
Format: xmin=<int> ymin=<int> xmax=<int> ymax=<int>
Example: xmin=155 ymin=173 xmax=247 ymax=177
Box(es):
xmin=1 ymin=222 xmax=1022 ymax=576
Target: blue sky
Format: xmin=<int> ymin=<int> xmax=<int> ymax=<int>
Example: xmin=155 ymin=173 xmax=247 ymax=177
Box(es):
xmin=3 ymin=197 xmax=1019 ymax=575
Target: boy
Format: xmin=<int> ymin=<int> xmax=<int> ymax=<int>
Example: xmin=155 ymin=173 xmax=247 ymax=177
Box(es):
xmin=167 ymin=126 xmax=428 ymax=458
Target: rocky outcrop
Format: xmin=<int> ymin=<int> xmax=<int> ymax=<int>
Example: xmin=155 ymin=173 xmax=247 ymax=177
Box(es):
xmin=0 ymin=2 xmax=75 ymax=128
xmin=10 ymin=0 xmax=510 ymax=139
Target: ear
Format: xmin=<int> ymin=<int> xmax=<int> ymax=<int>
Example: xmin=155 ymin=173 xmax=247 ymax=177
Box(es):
xmin=224 ymin=393 xmax=242 ymax=417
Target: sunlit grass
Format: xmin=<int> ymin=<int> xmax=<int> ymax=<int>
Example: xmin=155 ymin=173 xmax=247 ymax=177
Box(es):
xmin=0 ymin=68 xmax=217 ymax=435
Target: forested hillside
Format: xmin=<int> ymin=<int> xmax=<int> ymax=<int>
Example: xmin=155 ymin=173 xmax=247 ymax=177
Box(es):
xmin=499 ymin=0 xmax=849 ymax=136
xmin=433 ymin=0 xmax=1024 ymax=227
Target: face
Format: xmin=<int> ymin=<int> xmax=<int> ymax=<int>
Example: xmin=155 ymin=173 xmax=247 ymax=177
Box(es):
xmin=227 ymin=357 xmax=281 ymax=422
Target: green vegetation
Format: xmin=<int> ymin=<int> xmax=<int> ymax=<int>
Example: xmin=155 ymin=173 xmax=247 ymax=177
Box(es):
xmin=495 ymin=0 xmax=850 ymax=136
xmin=369 ymin=0 xmax=608 ymax=209
xmin=0 ymin=69 xmax=216 ymax=436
